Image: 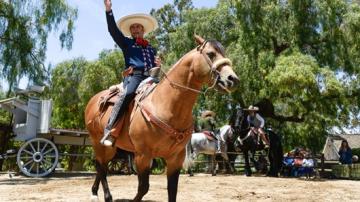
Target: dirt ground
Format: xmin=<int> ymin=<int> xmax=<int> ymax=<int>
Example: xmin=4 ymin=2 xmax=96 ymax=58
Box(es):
xmin=0 ymin=172 xmax=359 ymax=202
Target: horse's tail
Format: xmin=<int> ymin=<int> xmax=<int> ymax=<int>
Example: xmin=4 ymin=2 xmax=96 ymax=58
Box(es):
xmin=183 ymin=140 xmax=194 ymax=169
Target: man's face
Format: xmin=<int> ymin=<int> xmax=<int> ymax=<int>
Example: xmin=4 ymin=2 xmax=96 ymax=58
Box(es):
xmin=130 ymin=23 xmax=145 ymax=38
xmin=249 ymin=111 xmax=255 ymax=116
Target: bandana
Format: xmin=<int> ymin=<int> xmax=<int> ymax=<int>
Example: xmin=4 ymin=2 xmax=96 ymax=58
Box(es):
xmin=135 ymin=38 xmax=149 ymax=48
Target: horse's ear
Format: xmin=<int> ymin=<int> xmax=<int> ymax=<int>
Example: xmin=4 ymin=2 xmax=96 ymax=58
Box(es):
xmin=194 ymin=34 xmax=205 ymax=45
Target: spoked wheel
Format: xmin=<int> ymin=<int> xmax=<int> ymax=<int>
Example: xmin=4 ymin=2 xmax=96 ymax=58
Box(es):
xmin=17 ymin=138 xmax=59 ymax=177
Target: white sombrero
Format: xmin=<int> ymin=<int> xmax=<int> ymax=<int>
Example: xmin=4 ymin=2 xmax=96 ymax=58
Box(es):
xmin=247 ymin=105 xmax=259 ymax=111
xmin=117 ymin=13 xmax=158 ymax=37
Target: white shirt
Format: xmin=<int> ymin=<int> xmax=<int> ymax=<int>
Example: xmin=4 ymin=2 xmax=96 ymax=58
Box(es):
xmin=247 ymin=113 xmax=265 ymax=128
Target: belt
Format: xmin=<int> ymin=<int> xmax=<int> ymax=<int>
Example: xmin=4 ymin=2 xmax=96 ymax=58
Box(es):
xmin=132 ymin=69 xmax=150 ymax=76
xmin=122 ymin=66 xmax=150 ymax=77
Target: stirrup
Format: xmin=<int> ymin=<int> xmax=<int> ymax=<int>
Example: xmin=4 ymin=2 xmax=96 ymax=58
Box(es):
xmin=216 ymin=148 xmax=222 ymax=154
xmin=100 ymin=131 xmax=115 ymax=147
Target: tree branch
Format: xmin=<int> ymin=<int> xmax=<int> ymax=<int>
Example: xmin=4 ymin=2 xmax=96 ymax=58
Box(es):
xmin=255 ymin=98 xmax=305 ymax=123
xmin=271 ymin=37 xmax=290 ymax=56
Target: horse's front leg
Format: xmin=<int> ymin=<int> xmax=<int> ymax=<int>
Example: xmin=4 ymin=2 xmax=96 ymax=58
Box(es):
xmin=166 ymin=149 xmax=185 ymax=202
xmin=133 ymin=154 xmax=152 ymax=202
xmin=249 ymin=150 xmax=259 ymax=171
xmin=244 ymin=151 xmax=252 ymax=176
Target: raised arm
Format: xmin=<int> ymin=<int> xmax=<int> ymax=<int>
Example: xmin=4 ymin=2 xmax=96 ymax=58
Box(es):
xmin=104 ymin=0 xmax=127 ymax=49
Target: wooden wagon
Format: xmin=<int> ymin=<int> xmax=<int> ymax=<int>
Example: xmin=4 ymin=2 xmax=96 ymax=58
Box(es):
xmin=0 ymin=86 xmax=93 ymax=177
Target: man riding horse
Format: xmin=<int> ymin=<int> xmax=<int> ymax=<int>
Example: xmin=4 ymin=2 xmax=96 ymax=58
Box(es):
xmin=101 ymin=0 xmax=161 ymax=146
xmin=198 ymin=110 xmax=221 ymax=154
xmin=246 ymin=105 xmax=270 ymax=148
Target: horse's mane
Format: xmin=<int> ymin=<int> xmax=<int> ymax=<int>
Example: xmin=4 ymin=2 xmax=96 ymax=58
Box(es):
xmin=207 ymin=39 xmax=226 ymax=57
xmin=229 ymin=108 xmax=249 ymax=131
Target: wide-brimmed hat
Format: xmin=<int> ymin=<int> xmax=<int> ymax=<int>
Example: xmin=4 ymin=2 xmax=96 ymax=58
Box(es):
xmin=201 ymin=110 xmax=216 ymax=118
xmin=117 ymin=13 xmax=158 ymax=37
xmin=246 ymin=105 xmax=259 ymax=111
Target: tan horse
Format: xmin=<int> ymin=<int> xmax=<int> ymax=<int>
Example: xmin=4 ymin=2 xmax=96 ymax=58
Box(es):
xmin=85 ymin=35 xmax=239 ymax=202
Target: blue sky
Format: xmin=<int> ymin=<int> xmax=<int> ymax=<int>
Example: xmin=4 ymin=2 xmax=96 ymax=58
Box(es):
xmin=46 ymin=0 xmax=218 ymax=66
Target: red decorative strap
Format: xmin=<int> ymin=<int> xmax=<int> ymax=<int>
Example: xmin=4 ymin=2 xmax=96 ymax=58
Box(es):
xmin=140 ymin=103 xmax=193 ymax=143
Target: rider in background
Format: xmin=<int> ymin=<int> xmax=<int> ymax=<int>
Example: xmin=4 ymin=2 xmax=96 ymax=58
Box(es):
xmin=198 ymin=110 xmax=222 ymax=154
xmin=246 ymin=105 xmax=270 ymax=148
xmin=101 ymin=0 xmax=161 ymax=146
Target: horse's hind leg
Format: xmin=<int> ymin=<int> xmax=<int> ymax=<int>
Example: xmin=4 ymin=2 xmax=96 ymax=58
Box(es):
xmin=133 ymin=154 xmax=152 ymax=202
xmin=91 ymin=145 xmax=117 ymax=202
xmin=91 ymin=163 xmax=101 ymax=201
xmin=96 ymin=160 xmax=113 ymax=202
xmin=211 ymin=155 xmax=217 ymax=176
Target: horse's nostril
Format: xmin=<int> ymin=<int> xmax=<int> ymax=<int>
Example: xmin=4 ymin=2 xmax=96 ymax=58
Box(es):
xmin=227 ymin=75 xmax=239 ymax=86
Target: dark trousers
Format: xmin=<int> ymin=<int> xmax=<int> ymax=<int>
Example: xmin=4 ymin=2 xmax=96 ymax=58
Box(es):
xmin=105 ymin=73 xmax=147 ymax=132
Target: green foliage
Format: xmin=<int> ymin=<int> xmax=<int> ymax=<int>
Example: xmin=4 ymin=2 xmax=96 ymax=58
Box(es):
xmin=149 ymin=0 xmax=360 ymax=152
xmin=0 ymin=0 xmax=77 ymax=95
xmin=49 ymin=49 xmax=122 ymax=170
xmin=352 ymin=148 xmax=360 ymax=158
xmin=3 ymin=0 xmax=359 ymax=172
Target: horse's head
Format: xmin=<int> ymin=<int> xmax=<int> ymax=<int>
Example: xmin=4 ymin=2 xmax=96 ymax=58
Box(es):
xmin=229 ymin=106 xmax=246 ymax=131
xmin=192 ymin=35 xmax=239 ymax=93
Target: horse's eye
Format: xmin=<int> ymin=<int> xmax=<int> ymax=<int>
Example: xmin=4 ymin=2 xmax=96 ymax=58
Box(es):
xmin=207 ymin=52 xmax=216 ymax=60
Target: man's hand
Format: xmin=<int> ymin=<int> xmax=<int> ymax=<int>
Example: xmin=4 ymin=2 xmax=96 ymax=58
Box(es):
xmin=104 ymin=0 xmax=112 ymax=11
xmin=155 ymin=56 xmax=162 ymax=67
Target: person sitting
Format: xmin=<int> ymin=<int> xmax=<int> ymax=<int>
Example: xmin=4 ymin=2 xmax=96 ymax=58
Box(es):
xmin=199 ymin=110 xmax=222 ymax=154
xmin=101 ymin=0 xmax=161 ymax=146
xmin=339 ymin=140 xmax=352 ymax=165
xmin=246 ymin=105 xmax=270 ymax=148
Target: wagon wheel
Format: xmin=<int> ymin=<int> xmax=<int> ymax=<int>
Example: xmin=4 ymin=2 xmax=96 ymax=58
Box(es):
xmin=16 ymin=138 xmax=59 ymax=177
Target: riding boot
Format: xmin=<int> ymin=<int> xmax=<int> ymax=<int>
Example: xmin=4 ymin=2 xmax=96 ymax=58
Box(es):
xmin=100 ymin=92 xmax=127 ymax=147
xmin=260 ymin=133 xmax=270 ymax=149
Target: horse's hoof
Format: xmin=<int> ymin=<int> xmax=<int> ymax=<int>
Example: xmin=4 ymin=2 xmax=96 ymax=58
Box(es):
xmin=90 ymin=195 xmax=99 ymax=202
xmin=212 ymin=173 xmax=216 ymax=176
xmin=105 ymin=194 xmax=113 ymax=202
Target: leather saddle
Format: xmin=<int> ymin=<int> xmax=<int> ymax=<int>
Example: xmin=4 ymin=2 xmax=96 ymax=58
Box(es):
xmin=97 ymin=78 xmax=157 ymax=133
xmin=202 ymin=131 xmax=217 ymax=141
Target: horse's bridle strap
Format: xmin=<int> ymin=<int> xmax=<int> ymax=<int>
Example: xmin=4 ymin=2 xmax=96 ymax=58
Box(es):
xmin=160 ymin=40 xmax=232 ymax=94
xmin=139 ymin=103 xmax=193 ymax=143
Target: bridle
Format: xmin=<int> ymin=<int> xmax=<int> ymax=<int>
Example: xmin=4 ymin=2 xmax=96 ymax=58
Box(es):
xmin=161 ymin=40 xmax=233 ymax=94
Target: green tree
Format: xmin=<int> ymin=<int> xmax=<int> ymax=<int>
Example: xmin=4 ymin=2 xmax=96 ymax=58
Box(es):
xmin=0 ymin=0 xmax=77 ymax=96
xmin=149 ymin=0 xmax=194 ymax=53
xmin=0 ymin=0 xmax=77 ymax=170
xmin=49 ymin=49 xmax=122 ymax=171
xmin=151 ymin=0 xmax=360 ymax=151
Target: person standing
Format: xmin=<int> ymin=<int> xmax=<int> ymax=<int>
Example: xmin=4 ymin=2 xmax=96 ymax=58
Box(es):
xmin=339 ymin=140 xmax=352 ymax=164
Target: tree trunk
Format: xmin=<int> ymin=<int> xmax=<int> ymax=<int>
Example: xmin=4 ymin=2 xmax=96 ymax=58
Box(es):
xmin=0 ymin=123 xmax=12 ymax=171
